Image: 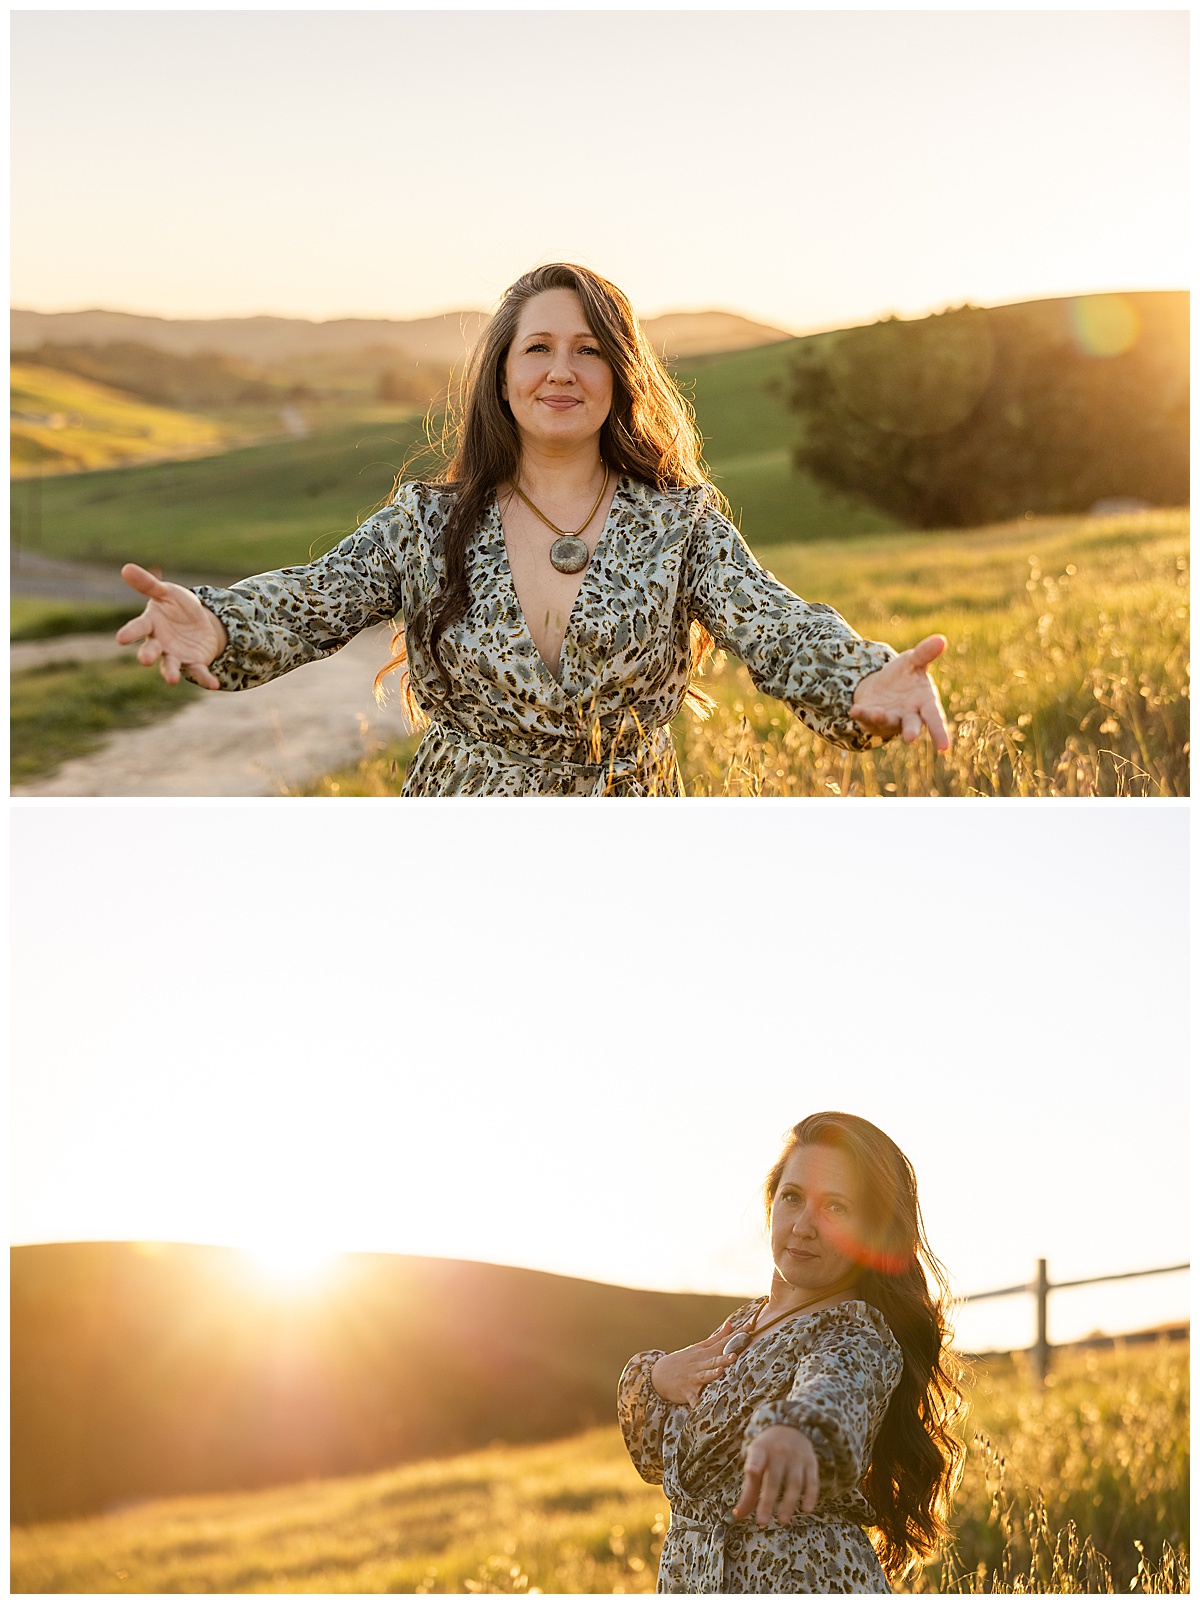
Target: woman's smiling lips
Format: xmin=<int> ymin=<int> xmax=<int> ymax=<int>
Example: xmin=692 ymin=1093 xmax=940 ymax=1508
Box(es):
xmin=539 ymin=395 xmax=580 ymax=409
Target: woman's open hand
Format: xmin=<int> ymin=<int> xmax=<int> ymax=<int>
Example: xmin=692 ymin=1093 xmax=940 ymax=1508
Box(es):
xmin=115 ymin=563 xmax=227 ymax=688
xmin=650 ymin=1319 xmax=740 ymax=1407
xmin=850 ymin=635 xmax=951 ymax=751
xmin=734 ymin=1425 xmax=820 ymax=1527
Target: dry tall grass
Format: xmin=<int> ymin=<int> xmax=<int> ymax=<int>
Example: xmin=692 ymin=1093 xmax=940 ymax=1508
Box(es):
xmin=11 ymin=1340 xmax=1187 ymax=1594
xmin=676 ymin=511 xmax=1188 ymax=798
xmin=303 ymin=510 xmax=1188 ymax=799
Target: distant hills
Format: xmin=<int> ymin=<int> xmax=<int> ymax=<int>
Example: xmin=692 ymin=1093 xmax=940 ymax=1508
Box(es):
xmin=11 ymin=1242 xmax=735 ymax=1524
xmin=11 ymin=306 xmax=792 ymax=367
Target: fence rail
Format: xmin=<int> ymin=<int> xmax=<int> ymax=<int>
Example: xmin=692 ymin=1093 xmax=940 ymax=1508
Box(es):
xmin=963 ymin=1259 xmax=1189 ymax=1380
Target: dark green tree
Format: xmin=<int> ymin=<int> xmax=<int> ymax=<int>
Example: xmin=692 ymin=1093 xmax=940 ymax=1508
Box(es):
xmin=783 ymin=292 xmax=1188 ymax=527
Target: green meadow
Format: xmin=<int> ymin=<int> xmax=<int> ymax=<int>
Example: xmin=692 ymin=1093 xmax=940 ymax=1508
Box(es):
xmin=10 ymin=1341 xmax=1187 ymax=1594
xmin=7 ymin=340 xmax=889 ymax=580
xmin=10 ymin=657 xmax=200 ymax=785
xmin=8 ymin=414 xmax=429 ymax=579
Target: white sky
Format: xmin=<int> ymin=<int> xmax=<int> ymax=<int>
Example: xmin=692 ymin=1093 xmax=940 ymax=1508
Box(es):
xmin=10 ymin=9 xmax=1188 ymax=329
xmin=11 ymin=801 xmax=1189 ymax=1351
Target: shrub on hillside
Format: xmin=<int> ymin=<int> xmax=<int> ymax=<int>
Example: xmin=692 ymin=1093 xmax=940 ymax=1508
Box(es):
xmin=783 ymin=292 xmax=1188 ymax=527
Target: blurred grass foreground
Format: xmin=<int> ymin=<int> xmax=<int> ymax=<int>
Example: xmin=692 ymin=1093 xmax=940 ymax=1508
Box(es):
xmin=11 ymin=1341 xmax=1188 ymax=1595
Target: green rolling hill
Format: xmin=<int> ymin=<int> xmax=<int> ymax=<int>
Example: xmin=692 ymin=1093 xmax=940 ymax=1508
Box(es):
xmin=10 ymin=334 xmax=889 ymax=580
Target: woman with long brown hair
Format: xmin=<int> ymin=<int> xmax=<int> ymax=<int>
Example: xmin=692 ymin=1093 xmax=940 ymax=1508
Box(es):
xmin=115 ymin=263 xmax=950 ymax=795
xmin=618 ymin=1112 xmax=965 ymax=1592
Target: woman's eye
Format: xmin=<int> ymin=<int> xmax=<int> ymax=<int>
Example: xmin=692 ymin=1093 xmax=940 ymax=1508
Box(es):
xmin=825 ymin=1201 xmax=846 ymax=1215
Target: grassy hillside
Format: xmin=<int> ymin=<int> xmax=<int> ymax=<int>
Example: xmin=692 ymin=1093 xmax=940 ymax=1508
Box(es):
xmin=10 ymin=1341 xmax=1188 ymax=1594
xmin=11 ymin=364 xmax=226 ymax=477
xmin=678 ymin=338 xmax=896 ymax=543
xmin=9 ymin=415 xmax=429 ymax=578
xmin=9 ymin=336 xmax=886 ymax=576
xmin=10 ymin=1243 xmax=733 ymax=1525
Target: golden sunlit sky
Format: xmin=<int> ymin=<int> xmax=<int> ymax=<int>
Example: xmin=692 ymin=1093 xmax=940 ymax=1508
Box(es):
xmin=10 ymin=9 xmax=1188 ymax=329
xmin=11 ymin=804 xmax=1188 ymax=1353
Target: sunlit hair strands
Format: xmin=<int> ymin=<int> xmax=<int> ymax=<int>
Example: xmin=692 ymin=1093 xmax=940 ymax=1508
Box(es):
xmin=374 ymin=263 xmax=721 ymax=721
xmin=765 ymin=1112 xmax=968 ymax=1584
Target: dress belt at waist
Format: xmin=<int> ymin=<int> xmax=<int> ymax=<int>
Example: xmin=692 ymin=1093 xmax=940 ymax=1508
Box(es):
xmin=666 ymin=1514 xmax=729 ymax=1593
xmin=424 ymin=717 xmax=669 ymax=778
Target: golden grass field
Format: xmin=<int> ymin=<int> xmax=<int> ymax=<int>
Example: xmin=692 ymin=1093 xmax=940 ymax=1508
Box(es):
xmin=11 ymin=1340 xmax=1187 ymax=1594
xmin=306 ymin=508 xmax=1189 ymax=799
xmin=10 ymin=364 xmax=227 ymax=476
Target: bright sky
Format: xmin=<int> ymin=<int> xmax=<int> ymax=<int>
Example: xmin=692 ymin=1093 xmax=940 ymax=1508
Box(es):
xmin=10 ymin=10 xmax=1188 ymax=330
xmin=11 ymin=802 xmax=1188 ymax=1352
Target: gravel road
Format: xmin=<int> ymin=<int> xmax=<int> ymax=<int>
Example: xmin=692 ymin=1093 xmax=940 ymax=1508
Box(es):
xmin=12 ymin=626 xmax=413 ymax=797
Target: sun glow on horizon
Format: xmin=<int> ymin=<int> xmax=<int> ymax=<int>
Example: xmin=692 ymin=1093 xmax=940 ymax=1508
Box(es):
xmin=239 ymin=1239 xmax=342 ymax=1291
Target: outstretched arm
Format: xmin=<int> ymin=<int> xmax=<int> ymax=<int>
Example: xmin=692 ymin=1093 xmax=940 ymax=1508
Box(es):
xmin=740 ymin=1308 xmax=903 ymax=1515
xmin=115 ymin=495 xmax=414 ymax=693
xmin=685 ymin=500 xmax=950 ymax=752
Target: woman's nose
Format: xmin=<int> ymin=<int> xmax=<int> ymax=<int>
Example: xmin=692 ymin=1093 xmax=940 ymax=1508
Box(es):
xmin=546 ymin=347 xmax=576 ymax=383
xmin=792 ymin=1208 xmax=817 ymax=1238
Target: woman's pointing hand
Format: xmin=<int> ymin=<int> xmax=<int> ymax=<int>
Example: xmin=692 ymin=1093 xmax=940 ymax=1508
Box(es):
xmin=116 ymin=563 xmax=227 ymax=689
xmin=734 ymin=1425 xmax=820 ymax=1527
xmin=850 ymin=634 xmax=951 ymax=751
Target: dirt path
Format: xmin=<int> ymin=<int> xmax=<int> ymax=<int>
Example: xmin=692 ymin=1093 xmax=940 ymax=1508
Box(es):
xmin=12 ymin=626 xmax=413 ymax=797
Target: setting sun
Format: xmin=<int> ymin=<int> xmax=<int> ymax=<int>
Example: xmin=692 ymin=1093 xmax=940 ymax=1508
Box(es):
xmin=240 ymin=1240 xmax=340 ymax=1290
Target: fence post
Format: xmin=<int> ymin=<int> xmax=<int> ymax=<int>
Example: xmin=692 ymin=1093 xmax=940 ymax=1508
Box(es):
xmin=1033 ymin=1259 xmax=1050 ymax=1382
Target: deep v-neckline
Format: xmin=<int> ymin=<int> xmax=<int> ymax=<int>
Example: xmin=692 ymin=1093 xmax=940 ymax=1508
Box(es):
xmin=495 ymin=477 xmax=622 ymax=684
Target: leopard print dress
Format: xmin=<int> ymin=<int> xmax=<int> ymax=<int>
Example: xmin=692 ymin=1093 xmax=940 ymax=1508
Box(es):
xmin=618 ymin=1300 xmax=903 ymax=1594
xmin=194 ymin=476 xmax=897 ymax=796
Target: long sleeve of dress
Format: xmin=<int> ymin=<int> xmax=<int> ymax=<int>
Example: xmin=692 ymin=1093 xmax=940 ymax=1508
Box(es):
xmin=617 ymin=1350 xmax=671 ymax=1484
xmin=684 ymin=500 xmax=897 ymax=750
xmin=742 ymin=1305 xmax=903 ymax=1504
xmin=192 ymin=495 xmax=415 ymax=693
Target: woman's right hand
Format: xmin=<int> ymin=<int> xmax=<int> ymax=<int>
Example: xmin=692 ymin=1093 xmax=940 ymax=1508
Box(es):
xmin=115 ymin=563 xmax=227 ymax=688
xmin=650 ymin=1319 xmax=740 ymax=1406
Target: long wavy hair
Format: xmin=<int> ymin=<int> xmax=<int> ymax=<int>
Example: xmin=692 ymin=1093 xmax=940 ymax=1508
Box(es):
xmin=764 ymin=1112 xmax=967 ymax=1584
xmin=374 ymin=263 xmax=720 ymax=721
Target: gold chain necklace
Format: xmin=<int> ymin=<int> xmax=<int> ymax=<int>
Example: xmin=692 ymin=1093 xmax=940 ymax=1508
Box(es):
xmin=722 ymin=1278 xmax=859 ymax=1357
xmin=513 ymin=467 xmax=610 ymax=575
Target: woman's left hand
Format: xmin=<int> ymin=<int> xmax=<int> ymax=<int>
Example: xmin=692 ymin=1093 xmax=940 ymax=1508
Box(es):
xmin=850 ymin=635 xmax=951 ymax=751
xmin=733 ymin=1425 xmax=820 ymax=1527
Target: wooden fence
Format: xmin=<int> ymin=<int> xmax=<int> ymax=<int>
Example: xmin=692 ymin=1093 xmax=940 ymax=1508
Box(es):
xmin=965 ymin=1259 xmax=1189 ymax=1379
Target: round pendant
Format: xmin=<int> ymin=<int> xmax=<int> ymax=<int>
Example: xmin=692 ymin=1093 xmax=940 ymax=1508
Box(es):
xmin=549 ymin=534 xmax=589 ymax=575
xmin=722 ymin=1331 xmax=751 ymax=1357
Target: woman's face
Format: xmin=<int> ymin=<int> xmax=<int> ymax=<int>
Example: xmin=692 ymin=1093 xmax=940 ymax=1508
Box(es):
xmin=770 ymin=1144 xmax=864 ymax=1294
xmin=501 ymin=288 xmax=614 ymax=455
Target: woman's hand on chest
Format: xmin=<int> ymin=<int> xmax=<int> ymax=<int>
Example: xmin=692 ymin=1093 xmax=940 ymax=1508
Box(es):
xmin=650 ymin=1319 xmax=740 ymax=1407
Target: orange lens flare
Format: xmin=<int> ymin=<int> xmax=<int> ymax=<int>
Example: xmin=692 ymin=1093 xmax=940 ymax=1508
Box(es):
xmin=824 ymin=1217 xmax=912 ymax=1276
